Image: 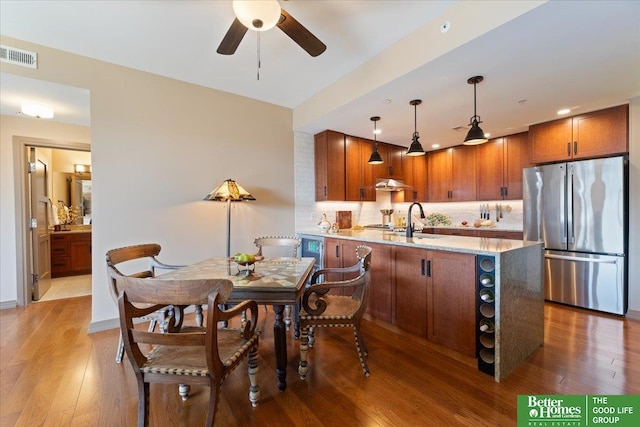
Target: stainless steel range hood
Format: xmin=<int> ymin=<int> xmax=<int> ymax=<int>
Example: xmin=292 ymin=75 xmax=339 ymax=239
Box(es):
xmin=375 ymin=178 xmax=413 ymax=191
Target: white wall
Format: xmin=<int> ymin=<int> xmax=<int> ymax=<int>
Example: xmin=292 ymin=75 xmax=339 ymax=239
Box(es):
xmin=1 ymin=36 xmax=295 ymax=328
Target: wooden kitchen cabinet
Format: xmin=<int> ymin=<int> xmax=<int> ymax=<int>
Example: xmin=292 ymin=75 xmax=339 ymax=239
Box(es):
xmin=345 ymin=136 xmax=376 ymax=201
xmin=427 ymin=146 xmax=476 ymax=202
xmin=51 ymin=232 xmax=92 ymax=278
xmin=426 ymin=251 xmax=476 ymax=357
xmin=315 ymin=130 xmax=346 ymax=201
xmin=477 ymin=132 xmax=530 ymax=200
xmin=529 ymin=104 xmax=628 ymax=164
xmin=373 ymin=142 xmax=404 ymax=179
xmin=395 ymin=153 xmax=427 ymax=203
xmin=392 ymin=245 xmax=476 ymax=354
xmin=392 ymin=245 xmax=428 ymax=337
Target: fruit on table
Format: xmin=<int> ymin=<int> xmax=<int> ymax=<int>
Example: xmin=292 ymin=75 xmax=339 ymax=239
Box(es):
xmin=234 ymin=253 xmax=255 ymax=263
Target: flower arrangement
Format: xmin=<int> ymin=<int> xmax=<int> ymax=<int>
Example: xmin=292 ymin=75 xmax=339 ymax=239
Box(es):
xmin=56 ymin=201 xmax=78 ymax=225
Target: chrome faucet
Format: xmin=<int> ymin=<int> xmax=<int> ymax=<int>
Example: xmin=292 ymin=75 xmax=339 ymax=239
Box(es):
xmin=406 ymin=202 xmax=425 ymax=238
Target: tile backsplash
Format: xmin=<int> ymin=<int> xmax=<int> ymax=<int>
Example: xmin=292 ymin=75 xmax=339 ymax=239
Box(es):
xmin=294 ymin=131 xmax=523 ymax=231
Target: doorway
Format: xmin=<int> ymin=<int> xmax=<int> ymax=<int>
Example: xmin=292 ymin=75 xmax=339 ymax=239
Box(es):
xmin=14 ymin=137 xmax=91 ymax=305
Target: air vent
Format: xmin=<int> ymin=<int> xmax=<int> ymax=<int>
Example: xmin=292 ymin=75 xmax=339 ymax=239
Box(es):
xmin=451 ymin=125 xmax=467 ymax=132
xmin=0 ymin=45 xmax=38 ymax=69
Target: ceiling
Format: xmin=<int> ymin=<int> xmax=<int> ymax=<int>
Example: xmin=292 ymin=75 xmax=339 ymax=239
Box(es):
xmin=1 ymin=0 xmax=639 ymax=150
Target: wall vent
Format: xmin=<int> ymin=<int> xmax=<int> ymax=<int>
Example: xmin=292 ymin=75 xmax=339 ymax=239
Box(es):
xmin=451 ymin=125 xmax=467 ymax=132
xmin=0 ymin=45 xmax=38 ymax=69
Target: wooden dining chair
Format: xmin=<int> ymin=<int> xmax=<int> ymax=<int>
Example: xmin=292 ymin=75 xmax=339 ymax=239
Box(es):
xmin=106 ymin=243 xmax=195 ymax=364
xmin=253 ymin=236 xmax=301 ymax=325
xmin=116 ymin=275 xmax=260 ymax=427
xmin=297 ymin=245 xmax=372 ymax=379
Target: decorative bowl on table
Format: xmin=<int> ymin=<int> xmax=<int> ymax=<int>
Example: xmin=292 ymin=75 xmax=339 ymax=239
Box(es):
xmin=230 ymin=254 xmax=264 ymax=275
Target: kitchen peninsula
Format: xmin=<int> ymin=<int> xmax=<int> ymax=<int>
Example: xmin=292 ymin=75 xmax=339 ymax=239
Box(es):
xmin=297 ymin=228 xmax=544 ymax=381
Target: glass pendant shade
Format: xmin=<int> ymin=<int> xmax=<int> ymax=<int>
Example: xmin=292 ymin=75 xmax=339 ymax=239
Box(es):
xmin=406 ymin=99 xmax=425 ymax=156
xmin=232 ymin=0 xmax=281 ymax=31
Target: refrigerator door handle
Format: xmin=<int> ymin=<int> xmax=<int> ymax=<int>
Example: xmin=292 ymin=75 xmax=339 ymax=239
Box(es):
xmin=545 ymin=254 xmax=618 ymax=264
xmin=569 ymin=171 xmax=575 ymax=245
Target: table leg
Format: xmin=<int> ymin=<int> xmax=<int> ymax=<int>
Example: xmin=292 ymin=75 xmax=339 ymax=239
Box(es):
xmin=272 ymin=304 xmax=287 ymax=391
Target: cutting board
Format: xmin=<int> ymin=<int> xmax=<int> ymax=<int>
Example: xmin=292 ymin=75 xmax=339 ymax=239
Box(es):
xmin=336 ymin=211 xmax=352 ymax=229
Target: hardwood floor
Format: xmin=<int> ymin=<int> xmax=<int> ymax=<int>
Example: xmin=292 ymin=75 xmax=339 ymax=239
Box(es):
xmin=1 ymin=297 xmax=638 ymax=426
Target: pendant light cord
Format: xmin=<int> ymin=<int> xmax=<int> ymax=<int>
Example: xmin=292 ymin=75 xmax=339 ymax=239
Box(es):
xmin=413 ymin=101 xmax=419 ymax=139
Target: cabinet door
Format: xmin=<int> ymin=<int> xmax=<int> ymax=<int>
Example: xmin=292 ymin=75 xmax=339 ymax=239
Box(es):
xmin=427 ymin=251 xmax=476 ymax=357
xmin=345 ymin=136 xmax=376 ymax=201
xmin=503 ymin=132 xmax=529 ymax=200
xmin=387 ymin=144 xmax=404 ymax=179
xmin=314 ymin=131 xmax=345 ymax=201
xmin=476 ymin=137 xmax=505 ymax=201
xmin=70 ymin=234 xmax=92 ymax=273
xmin=427 ymin=149 xmax=452 ymax=202
xmin=572 ymin=105 xmax=628 ymax=159
xmin=529 ymin=118 xmax=573 ymax=163
xmin=451 ymin=146 xmax=477 ymax=201
xmin=392 ymin=246 xmax=427 ymax=337
xmin=365 ymin=242 xmax=392 ymax=322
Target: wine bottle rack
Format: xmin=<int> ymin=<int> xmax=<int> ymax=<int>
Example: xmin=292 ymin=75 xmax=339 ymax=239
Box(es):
xmin=476 ymin=255 xmax=496 ymax=376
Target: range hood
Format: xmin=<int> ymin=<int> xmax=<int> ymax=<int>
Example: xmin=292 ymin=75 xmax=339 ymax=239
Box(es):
xmin=375 ymin=178 xmax=413 ymax=192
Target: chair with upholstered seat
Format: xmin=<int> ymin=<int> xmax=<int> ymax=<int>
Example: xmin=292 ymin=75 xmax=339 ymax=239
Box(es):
xmin=106 ymin=243 xmax=197 ymax=364
xmin=115 ymin=274 xmax=260 ymax=427
xmin=297 ymin=245 xmax=372 ymax=379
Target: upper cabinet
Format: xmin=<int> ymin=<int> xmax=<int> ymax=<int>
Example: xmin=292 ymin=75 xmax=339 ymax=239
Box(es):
xmin=427 ymin=146 xmax=476 ymax=202
xmin=345 ymin=136 xmax=376 ymax=201
xmin=394 ymin=153 xmax=427 ymax=203
xmin=476 ymin=132 xmax=530 ymax=200
xmin=375 ymin=142 xmax=404 ymax=179
xmin=529 ymin=104 xmax=628 ymax=164
xmin=315 ymin=130 xmax=345 ymax=201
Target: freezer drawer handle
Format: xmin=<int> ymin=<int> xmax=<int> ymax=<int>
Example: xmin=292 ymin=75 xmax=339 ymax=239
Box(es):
xmin=545 ymin=254 xmax=618 ymax=264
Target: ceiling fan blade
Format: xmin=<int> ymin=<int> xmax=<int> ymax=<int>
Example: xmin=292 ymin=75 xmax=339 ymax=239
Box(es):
xmin=217 ymin=18 xmax=248 ymax=55
xmin=277 ymin=8 xmax=326 ymax=57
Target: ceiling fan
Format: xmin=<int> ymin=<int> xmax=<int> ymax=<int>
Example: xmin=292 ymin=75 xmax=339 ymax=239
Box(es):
xmin=217 ymin=0 xmax=326 ymax=57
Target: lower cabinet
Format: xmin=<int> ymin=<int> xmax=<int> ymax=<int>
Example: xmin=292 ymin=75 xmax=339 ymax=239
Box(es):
xmin=392 ymin=245 xmax=476 ymax=356
xmin=51 ymin=232 xmax=92 ymax=278
xmin=324 ymin=238 xmax=477 ymax=356
xmin=324 ymin=238 xmax=392 ymax=322
xmin=426 ymin=250 xmax=476 ymax=357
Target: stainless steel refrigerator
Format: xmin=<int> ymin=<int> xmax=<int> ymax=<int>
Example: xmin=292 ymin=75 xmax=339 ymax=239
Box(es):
xmin=523 ymin=156 xmax=628 ymax=315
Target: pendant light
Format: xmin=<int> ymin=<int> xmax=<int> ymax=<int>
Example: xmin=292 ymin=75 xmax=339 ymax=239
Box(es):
xmin=406 ymin=99 xmax=425 ymax=156
xmin=463 ymin=75 xmax=488 ymax=145
xmin=368 ymin=116 xmax=383 ymax=165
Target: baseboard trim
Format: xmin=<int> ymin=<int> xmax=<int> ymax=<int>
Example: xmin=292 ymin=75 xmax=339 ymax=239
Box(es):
xmin=0 ymin=300 xmax=18 ymax=310
xmin=87 ymin=305 xmax=201 ymax=334
xmin=626 ymin=309 xmax=640 ymax=321
xmin=88 ymin=317 xmax=120 ymax=334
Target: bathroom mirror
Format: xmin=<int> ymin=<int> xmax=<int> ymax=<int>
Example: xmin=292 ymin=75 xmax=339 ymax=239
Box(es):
xmin=71 ymin=173 xmax=92 ymax=224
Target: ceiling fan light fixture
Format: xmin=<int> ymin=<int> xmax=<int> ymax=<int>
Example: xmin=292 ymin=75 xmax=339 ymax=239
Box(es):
xmin=368 ymin=116 xmax=384 ymax=165
xmin=232 ymin=0 xmax=281 ymax=31
xmin=463 ymin=75 xmax=488 ymax=145
xmin=406 ymin=99 xmax=425 ymax=156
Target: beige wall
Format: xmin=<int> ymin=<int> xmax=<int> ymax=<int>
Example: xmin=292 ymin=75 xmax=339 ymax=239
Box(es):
xmin=0 ymin=36 xmax=295 ymax=326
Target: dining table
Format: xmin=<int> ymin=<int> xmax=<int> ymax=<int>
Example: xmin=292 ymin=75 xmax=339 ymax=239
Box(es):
xmin=160 ymin=256 xmax=315 ymax=391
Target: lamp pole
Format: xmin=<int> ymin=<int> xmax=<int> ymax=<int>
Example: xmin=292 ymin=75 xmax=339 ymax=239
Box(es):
xmin=225 ymin=198 xmax=231 ymax=258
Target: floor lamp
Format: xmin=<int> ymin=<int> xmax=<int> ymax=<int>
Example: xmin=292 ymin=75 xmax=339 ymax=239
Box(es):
xmin=204 ymin=178 xmax=256 ymax=258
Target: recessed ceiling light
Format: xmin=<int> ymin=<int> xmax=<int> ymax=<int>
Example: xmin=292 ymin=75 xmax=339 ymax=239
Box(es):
xmin=557 ymin=108 xmax=571 ymax=115
xmin=484 ymin=133 xmax=490 ymax=138
xmin=373 ymin=129 xmax=381 ymax=135
xmin=440 ymin=21 xmax=450 ymax=33
xmin=383 ymin=99 xmax=391 ymax=104
xmin=21 ymin=101 xmax=54 ymax=119
xmin=432 ymin=144 xmax=440 ymax=148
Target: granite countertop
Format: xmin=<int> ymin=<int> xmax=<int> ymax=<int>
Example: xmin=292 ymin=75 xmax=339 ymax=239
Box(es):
xmin=297 ymin=229 xmax=540 ymax=256
xmin=423 ymin=225 xmax=523 ymax=232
